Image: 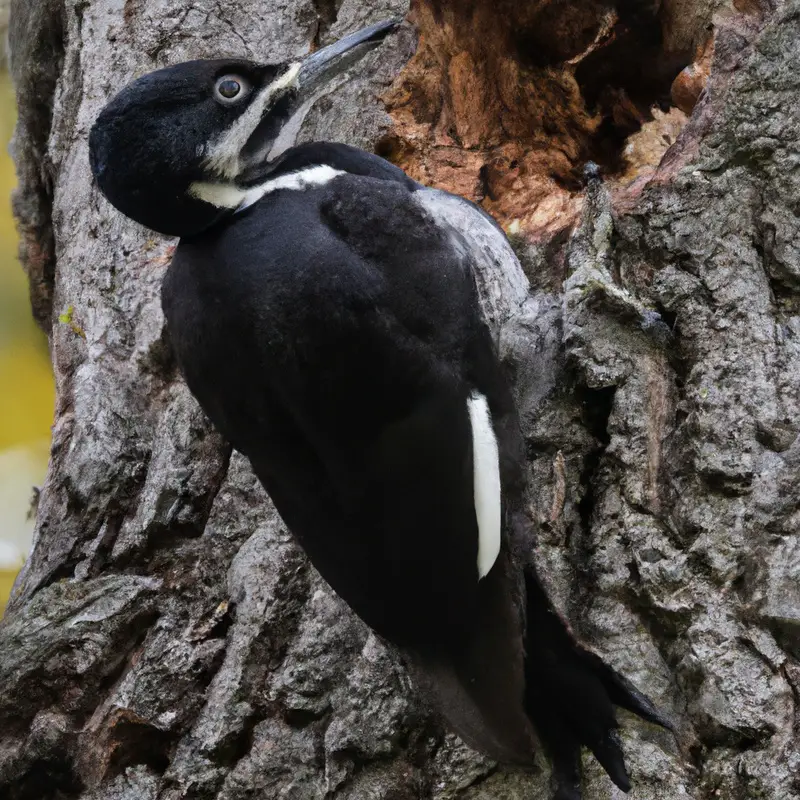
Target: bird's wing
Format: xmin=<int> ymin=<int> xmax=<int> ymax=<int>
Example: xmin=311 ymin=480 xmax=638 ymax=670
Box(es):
xmin=300 ymin=176 xmax=539 ymax=762
xmin=399 ymin=186 xmax=675 ymax=793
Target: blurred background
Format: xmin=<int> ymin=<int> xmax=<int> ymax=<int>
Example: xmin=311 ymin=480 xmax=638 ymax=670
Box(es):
xmin=0 ymin=16 xmax=56 ymax=612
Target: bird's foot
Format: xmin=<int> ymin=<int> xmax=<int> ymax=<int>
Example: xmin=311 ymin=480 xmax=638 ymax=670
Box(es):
xmin=523 ymin=571 xmax=673 ymax=798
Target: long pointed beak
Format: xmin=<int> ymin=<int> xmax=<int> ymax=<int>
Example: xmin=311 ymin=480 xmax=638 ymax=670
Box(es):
xmin=296 ymin=18 xmax=401 ymax=94
xmin=239 ymin=18 xmax=401 ymax=176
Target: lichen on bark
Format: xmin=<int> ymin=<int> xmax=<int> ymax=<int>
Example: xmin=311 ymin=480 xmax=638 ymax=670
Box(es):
xmin=2 ymin=0 xmax=800 ymax=798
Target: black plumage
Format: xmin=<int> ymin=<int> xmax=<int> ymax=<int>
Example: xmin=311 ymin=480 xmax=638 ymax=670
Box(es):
xmin=89 ymin=19 xmax=671 ymax=799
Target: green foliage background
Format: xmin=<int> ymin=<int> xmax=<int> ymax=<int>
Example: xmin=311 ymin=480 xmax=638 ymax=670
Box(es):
xmin=0 ymin=70 xmax=54 ymax=609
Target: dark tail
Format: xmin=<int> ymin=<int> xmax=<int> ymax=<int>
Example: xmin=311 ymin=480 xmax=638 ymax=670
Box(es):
xmin=522 ymin=570 xmax=673 ymax=799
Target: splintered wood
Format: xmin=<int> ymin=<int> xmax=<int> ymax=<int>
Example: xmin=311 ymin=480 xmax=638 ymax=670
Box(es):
xmin=382 ymin=0 xmax=715 ymax=240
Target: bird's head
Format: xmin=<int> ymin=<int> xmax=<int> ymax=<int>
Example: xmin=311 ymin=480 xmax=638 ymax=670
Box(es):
xmin=89 ymin=19 xmax=399 ymax=237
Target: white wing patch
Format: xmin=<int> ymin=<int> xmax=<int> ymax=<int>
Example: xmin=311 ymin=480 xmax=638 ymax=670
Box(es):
xmin=189 ymin=165 xmax=346 ymax=211
xmin=467 ymin=392 xmax=501 ymax=580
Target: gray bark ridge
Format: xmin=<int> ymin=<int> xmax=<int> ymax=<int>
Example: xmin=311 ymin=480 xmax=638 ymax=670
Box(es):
xmin=3 ymin=0 xmax=800 ymax=799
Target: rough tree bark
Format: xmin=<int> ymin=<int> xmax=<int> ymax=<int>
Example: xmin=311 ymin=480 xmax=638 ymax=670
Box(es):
xmin=3 ymin=0 xmax=799 ymax=798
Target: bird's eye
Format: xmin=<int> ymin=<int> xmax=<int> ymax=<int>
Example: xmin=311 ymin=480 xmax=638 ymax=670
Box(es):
xmin=215 ymin=75 xmax=248 ymax=103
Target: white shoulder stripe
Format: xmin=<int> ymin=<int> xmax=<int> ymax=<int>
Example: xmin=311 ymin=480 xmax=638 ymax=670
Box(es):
xmin=188 ymin=165 xmax=346 ymax=211
xmin=467 ymin=392 xmax=501 ymax=580
xmin=188 ymin=182 xmax=249 ymax=209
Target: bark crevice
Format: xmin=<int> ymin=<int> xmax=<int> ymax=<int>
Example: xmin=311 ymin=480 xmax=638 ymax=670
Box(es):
xmin=8 ymin=0 xmax=68 ymax=330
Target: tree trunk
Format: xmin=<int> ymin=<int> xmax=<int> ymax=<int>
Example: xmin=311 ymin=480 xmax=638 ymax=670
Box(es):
xmin=3 ymin=0 xmax=799 ymax=798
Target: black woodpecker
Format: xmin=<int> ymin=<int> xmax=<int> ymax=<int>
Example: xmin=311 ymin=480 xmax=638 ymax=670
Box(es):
xmin=89 ymin=19 xmax=671 ymax=800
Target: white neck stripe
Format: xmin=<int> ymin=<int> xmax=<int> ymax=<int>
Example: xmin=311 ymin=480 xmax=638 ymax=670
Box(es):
xmin=189 ymin=164 xmax=347 ymax=210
